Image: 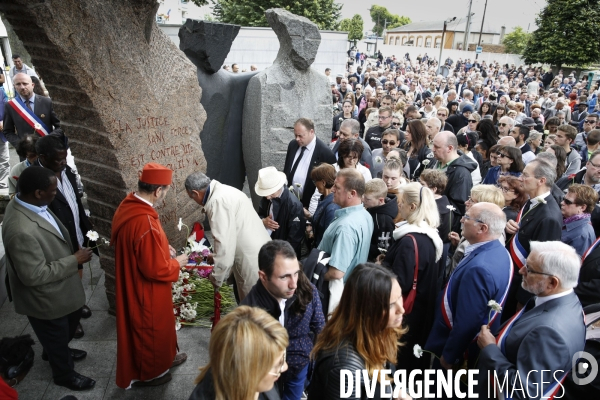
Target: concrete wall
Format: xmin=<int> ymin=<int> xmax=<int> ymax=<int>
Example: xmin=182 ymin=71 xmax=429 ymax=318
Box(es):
xmin=356 ymin=41 xmax=525 ymax=67
xmin=161 ymin=25 xmax=348 ymax=76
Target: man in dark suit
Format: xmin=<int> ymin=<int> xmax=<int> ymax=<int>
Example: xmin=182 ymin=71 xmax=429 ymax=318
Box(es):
xmin=3 ymin=166 xmax=95 ymax=390
xmin=504 ymin=159 xmax=562 ymax=321
xmin=3 ymin=73 xmax=60 ymax=149
xmin=477 ymin=241 xmax=585 ymax=399
xmin=283 ymin=118 xmax=336 ymax=210
xmin=575 ymin=238 xmax=600 ymax=307
xmin=35 ymin=134 xmax=96 ymax=337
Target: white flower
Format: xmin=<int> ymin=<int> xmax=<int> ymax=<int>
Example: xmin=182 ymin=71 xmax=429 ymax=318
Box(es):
xmin=175 ymin=319 xmax=181 ymax=331
xmin=86 ymin=230 xmax=99 ymax=241
xmin=446 ymin=205 xmax=456 ymax=212
xmin=102 ymin=238 xmax=110 ymax=245
xmin=488 ymin=300 xmax=503 ymax=312
xmin=34 ymin=123 xmax=42 ymax=130
xmin=177 ymin=218 xmax=183 ymax=231
xmin=413 ymin=344 xmax=423 ymax=358
xmin=375 ymin=156 xmax=383 ymax=164
xmin=294 ymin=183 xmax=302 ymax=188
xmin=289 ymin=186 xmax=294 ymax=192
xmin=378 ymin=247 xmax=388 ymax=254
xmin=422 ymin=159 xmax=430 ymax=166
xmin=536 ymin=196 xmax=547 ymax=205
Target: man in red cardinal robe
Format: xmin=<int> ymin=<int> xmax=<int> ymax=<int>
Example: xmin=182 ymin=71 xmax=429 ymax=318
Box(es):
xmin=111 ymin=163 xmax=189 ymax=389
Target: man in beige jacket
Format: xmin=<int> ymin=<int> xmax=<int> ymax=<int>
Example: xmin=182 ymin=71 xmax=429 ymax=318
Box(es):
xmin=185 ymin=171 xmax=270 ymax=301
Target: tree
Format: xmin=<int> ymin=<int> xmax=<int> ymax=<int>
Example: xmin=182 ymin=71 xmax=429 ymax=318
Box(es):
xmin=522 ymin=0 xmax=600 ymax=69
xmin=209 ymin=0 xmax=342 ymax=31
xmin=502 ymin=27 xmax=531 ymax=54
xmin=191 ymin=0 xmax=209 ymax=6
xmin=339 ymin=14 xmax=364 ymax=44
xmin=369 ymin=5 xmax=410 ymax=37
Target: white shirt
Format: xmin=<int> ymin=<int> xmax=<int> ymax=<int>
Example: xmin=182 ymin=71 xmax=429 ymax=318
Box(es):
xmin=278 ymin=299 xmax=286 ymax=326
xmin=291 ymin=136 xmax=317 ymax=198
xmin=520 ymin=144 xmax=536 ymax=165
xmin=134 ymin=193 xmax=154 ymax=207
xmin=534 ymin=289 xmax=573 ymax=308
xmin=529 ymin=191 xmax=551 ymax=208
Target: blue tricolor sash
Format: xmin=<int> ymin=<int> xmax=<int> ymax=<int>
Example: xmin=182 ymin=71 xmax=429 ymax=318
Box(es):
xmin=509 ymin=206 xmax=527 ymax=271
xmin=582 ymin=236 xmax=600 ymax=261
xmin=8 ymin=97 xmax=50 ymax=136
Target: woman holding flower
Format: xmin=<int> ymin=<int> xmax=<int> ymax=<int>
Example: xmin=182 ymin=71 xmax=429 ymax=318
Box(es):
xmin=378 ymin=183 xmax=443 ymax=373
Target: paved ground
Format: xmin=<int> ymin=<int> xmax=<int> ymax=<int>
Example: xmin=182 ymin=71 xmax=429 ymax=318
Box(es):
xmin=1 ymin=250 xmax=213 ymax=400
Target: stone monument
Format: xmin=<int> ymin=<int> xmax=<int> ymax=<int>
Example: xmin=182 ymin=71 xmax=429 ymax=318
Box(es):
xmin=243 ymin=8 xmax=332 ymax=207
xmin=0 ymin=0 xmax=207 ymax=313
xmin=179 ymin=20 xmax=258 ymax=190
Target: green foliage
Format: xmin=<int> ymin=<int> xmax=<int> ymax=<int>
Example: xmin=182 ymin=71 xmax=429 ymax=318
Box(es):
xmin=210 ymin=0 xmax=342 ymax=31
xmin=369 ymin=5 xmax=410 ymax=36
xmin=191 ymin=0 xmax=210 ymax=6
xmin=339 ymin=14 xmax=364 ymax=42
xmin=523 ymin=0 xmax=600 ymax=69
xmin=502 ymin=27 xmax=531 ymax=54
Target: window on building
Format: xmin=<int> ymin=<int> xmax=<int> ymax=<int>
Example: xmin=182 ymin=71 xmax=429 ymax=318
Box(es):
xmin=417 ymin=36 xmax=423 ymax=47
xmin=425 ymin=37 xmax=432 ymax=48
xmin=434 ymin=37 xmax=442 ymax=48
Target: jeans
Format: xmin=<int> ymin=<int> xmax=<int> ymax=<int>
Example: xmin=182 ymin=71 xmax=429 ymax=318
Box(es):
xmin=282 ymin=363 xmax=309 ymax=400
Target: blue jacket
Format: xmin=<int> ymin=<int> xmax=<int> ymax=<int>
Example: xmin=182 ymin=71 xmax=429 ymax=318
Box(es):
xmin=482 ymin=166 xmax=521 ymax=185
xmin=425 ymin=240 xmax=513 ymax=367
xmin=562 ymin=215 xmax=595 ymax=257
xmin=311 ymin=193 xmax=339 ymax=247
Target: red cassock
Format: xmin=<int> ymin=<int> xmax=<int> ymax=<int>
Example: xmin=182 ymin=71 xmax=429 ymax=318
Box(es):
xmin=111 ymin=193 xmax=180 ymax=388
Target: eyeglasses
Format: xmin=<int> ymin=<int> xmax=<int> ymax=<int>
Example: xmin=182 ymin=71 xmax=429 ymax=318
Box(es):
xmin=437 ymin=113 xmax=447 ymax=117
xmin=562 ymin=198 xmax=580 ymax=206
xmin=500 ymin=186 xmax=515 ymax=193
xmin=468 ymin=119 xmax=477 ymax=123
xmin=378 ymin=115 xmax=391 ymax=120
xmin=524 ymin=264 xmax=554 ymax=277
xmin=462 ymin=213 xmax=485 ymax=224
xmin=588 ymin=159 xmax=600 ymax=168
xmin=498 ymin=123 xmax=508 ymax=127
xmin=584 ymin=120 xmax=596 ymax=124
xmin=391 ymin=122 xmax=401 ymax=126
xmin=496 ymin=152 xmax=513 ymax=160
xmin=382 ymin=139 xmax=397 ymax=145
xmin=269 ymin=353 xmax=287 ymax=377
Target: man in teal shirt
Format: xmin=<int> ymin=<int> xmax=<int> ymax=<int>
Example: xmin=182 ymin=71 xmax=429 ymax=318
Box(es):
xmin=318 ymin=168 xmax=373 ymax=284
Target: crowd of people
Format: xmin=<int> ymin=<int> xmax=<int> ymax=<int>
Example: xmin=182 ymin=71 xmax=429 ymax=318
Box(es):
xmin=4 ymin=49 xmax=600 ymax=400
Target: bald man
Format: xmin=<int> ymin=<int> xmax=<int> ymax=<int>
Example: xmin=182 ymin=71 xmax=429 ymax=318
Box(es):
xmin=432 ymin=131 xmax=477 ymax=215
xmin=3 ymin=73 xmax=61 ymax=150
xmin=497 ymin=136 xmax=517 ymax=147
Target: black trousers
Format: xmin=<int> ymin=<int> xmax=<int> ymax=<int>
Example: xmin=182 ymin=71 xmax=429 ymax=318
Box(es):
xmin=27 ymin=307 xmax=82 ymax=382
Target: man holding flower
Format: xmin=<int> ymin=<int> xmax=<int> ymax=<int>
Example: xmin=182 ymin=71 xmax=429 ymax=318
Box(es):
xmin=111 ymin=163 xmax=188 ymax=389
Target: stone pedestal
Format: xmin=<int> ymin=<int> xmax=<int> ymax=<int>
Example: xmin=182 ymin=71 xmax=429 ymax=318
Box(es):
xmin=0 ymin=0 xmax=207 ymax=313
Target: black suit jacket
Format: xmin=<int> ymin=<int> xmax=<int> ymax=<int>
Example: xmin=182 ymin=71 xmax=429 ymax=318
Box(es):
xmin=575 ymin=244 xmax=600 ymax=307
xmin=3 ymin=95 xmax=60 ymax=147
xmin=283 ymin=138 xmax=336 ymax=209
xmin=503 ymin=194 xmax=562 ymax=321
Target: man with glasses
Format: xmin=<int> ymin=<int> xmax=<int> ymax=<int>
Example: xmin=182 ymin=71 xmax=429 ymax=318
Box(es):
xmin=370 ymin=128 xmax=401 ymax=178
xmin=509 ymin=124 xmax=536 ymax=165
xmin=574 ymin=113 xmax=598 ymax=150
xmin=477 ymin=241 xmax=585 ymax=399
xmin=436 ymin=106 xmax=454 ymax=133
xmin=365 ymin=105 xmax=393 ymax=150
xmin=497 ymin=116 xmax=514 ymax=138
xmin=426 ymin=202 xmax=512 ymax=371
xmin=504 ymin=159 xmax=562 ymax=321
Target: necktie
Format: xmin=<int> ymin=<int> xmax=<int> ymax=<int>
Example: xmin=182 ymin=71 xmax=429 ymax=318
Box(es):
xmin=522 ymin=199 xmax=531 ymax=214
xmin=288 ymin=146 xmax=307 ymax=185
xmin=26 ymin=99 xmax=32 ymax=110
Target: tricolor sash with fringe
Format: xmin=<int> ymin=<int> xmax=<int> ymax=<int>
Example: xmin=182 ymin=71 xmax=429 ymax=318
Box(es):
xmin=582 ymin=236 xmax=600 ymax=261
xmin=509 ymin=206 xmax=527 ymax=271
xmin=494 ymin=301 xmax=570 ymax=400
xmin=441 ymin=248 xmax=514 ymax=334
xmin=7 ymin=97 xmax=50 ymax=136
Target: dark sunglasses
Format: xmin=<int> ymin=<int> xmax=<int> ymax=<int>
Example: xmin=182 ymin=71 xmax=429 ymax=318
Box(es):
xmin=562 ymin=198 xmax=579 ymax=206
xmin=584 ymin=120 xmax=596 ymax=124
xmin=498 ymin=123 xmax=508 ymax=127
xmin=381 ymin=139 xmax=397 ymax=145
xmin=391 ymin=122 xmax=401 ymax=126
xmin=468 ymin=119 xmax=478 ymax=123
xmin=437 ymin=113 xmax=447 ymax=117
xmin=496 ymin=152 xmax=513 ymax=159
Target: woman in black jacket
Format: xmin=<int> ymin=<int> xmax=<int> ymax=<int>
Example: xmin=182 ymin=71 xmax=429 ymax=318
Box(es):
xmin=379 ymin=183 xmax=443 ymax=374
xmin=308 ymin=263 xmax=410 ymax=400
xmin=332 ymin=100 xmax=356 ymax=140
xmin=401 ymin=119 xmax=434 ymax=180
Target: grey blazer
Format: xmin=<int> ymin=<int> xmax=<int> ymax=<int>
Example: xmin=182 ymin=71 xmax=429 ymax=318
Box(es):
xmin=478 ymin=292 xmax=585 ymax=399
xmin=3 ymin=198 xmax=84 ymax=320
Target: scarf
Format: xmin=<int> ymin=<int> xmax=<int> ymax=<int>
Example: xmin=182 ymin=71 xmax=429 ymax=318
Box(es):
xmin=392 ymin=221 xmax=444 ymax=261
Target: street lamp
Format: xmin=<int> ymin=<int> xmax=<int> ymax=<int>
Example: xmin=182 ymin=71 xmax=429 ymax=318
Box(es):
xmin=438 ymin=17 xmax=456 ymax=74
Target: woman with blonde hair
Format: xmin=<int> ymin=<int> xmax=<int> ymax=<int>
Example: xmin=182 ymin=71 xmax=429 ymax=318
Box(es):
xmin=189 ymin=306 xmax=289 ymax=400
xmin=379 ymin=182 xmax=443 ymax=373
xmin=382 ymin=154 xmax=409 ymax=223
xmin=448 ymin=185 xmax=505 ymax=274
xmin=308 ymin=263 xmax=410 ymax=399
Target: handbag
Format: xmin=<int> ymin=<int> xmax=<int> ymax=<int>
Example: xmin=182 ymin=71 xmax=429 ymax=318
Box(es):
xmin=402 ymin=234 xmax=419 ymax=314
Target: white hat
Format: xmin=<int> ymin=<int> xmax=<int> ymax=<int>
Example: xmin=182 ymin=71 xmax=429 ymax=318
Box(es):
xmin=255 ymin=166 xmax=287 ymax=197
